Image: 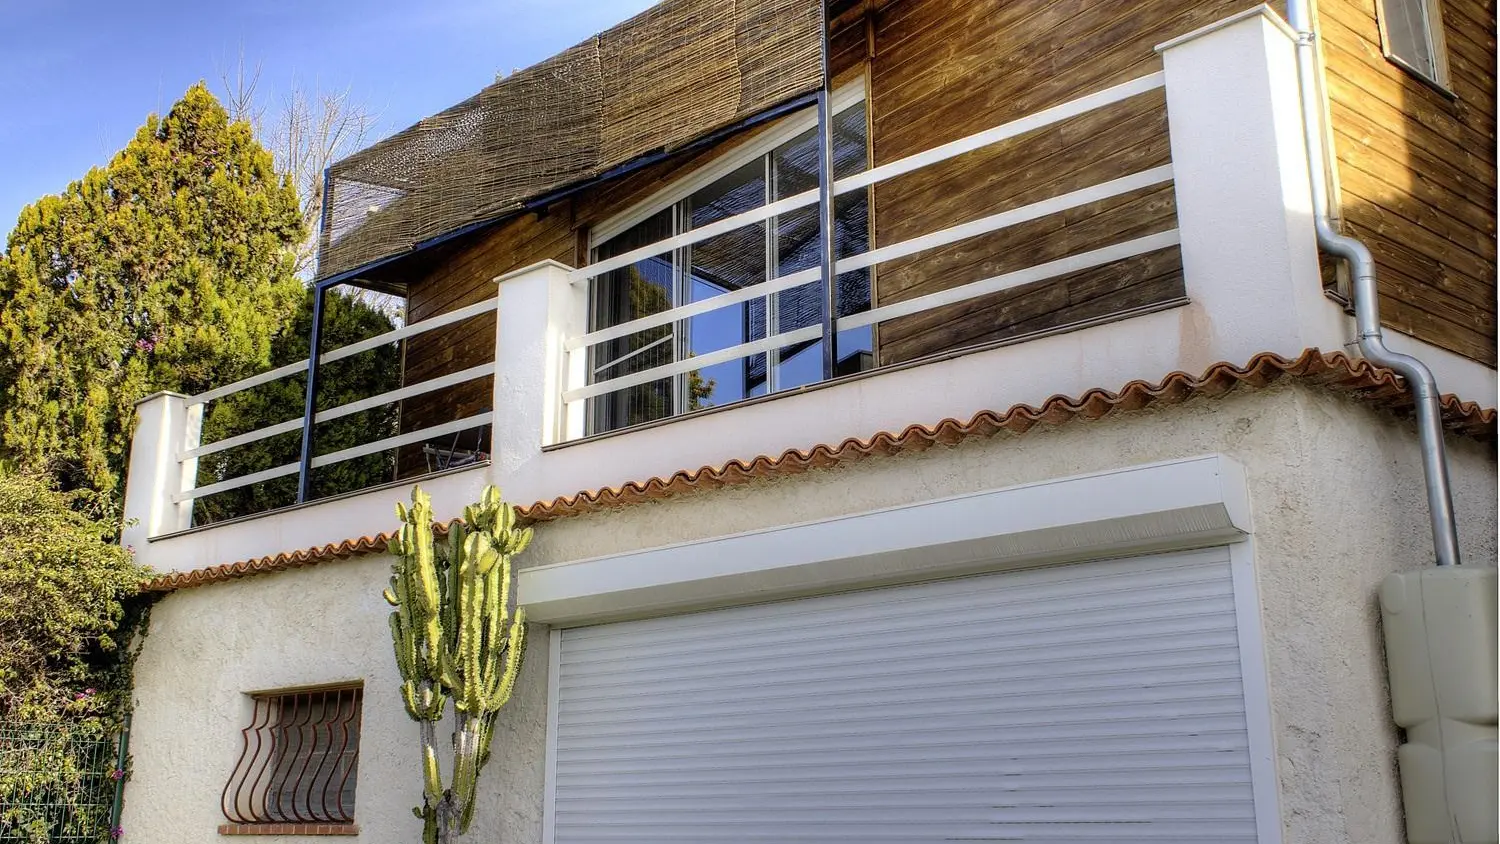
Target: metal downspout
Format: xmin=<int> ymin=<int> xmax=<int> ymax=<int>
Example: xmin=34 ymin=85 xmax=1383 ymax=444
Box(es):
xmin=1285 ymin=0 xmax=1461 ymax=566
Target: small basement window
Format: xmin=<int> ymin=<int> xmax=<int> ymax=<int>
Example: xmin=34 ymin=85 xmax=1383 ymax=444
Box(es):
xmin=1376 ymin=0 xmax=1450 ymax=90
xmin=221 ymin=685 xmax=363 ymax=831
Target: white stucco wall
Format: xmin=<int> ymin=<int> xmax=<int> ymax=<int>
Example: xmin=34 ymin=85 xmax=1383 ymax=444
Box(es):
xmin=122 ymin=382 xmax=1495 ymax=844
xmin=121 ymin=555 xmax=549 ymax=844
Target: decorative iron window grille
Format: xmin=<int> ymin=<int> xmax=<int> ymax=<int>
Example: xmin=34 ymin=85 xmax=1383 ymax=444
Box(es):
xmin=222 ymin=686 xmax=362 ymax=825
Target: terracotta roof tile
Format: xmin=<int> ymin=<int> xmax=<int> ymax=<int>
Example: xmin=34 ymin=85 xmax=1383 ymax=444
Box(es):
xmin=141 ymin=349 xmax=1495 ymax=593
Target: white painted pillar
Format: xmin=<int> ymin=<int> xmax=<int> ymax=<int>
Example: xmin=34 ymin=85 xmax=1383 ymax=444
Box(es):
xmin=491 ymin=260 xmax=587 ymax=506
xmin=1157 ymin=5 xmax=1349 ymax=364
xmin=121 ymin=390 xmax=203 ymax=550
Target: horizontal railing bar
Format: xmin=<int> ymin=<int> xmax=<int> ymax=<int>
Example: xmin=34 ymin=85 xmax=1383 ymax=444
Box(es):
xmin=315 ymin=363 xmax=493 ymax=425
xmin=836 ymin=165 xmax=1175 ymax=276
xmin=568 ymin=191 xmax=820 ymax=283
xmin=594 ymin=334 xmax=674 ymax=376
xmin=836 ymin=229 xmax=1183 ymax=332
xmin=564 ymin=165 xmax=1170 ymax=356
xmin=562 ymin=230 xmax=1181 ymax=406
xmin=183 ymin=362 xmax=494 ymax=461
xmin=565 ymin=72 xmax=1164 ymax=287
xmin=308 ymin=412 xmax=494 ymax=470
xmin=188 ymin=360 xmax=309 ymax=407
xmin=173 ymin=460 xmax=301 ymax=502
xmin=186 ymin=298 xmax=498 ymax=407
xmin=563 ymin=325 xmax=822 ymax=404
xmin=834 ymin=72 xmax=1166 ymax=196
xmin=321 ymin=297 xmax=497 ymax=365
xmin=565 ymin=267 xmax=821 ymax=353
xmin=181 ymin=417 xmax=303 ymax=461
xmin=173 ymin=411 xmax=496 ymax=503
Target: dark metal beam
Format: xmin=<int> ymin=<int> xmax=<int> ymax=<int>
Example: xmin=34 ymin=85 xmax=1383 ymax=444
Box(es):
xmin=295 ymin=285 xmax=327 ymax=504
xmin=815 ymin=10 xmax=839 ymax=381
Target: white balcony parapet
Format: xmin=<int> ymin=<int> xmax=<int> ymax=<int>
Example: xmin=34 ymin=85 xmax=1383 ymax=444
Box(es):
xmin=492 ymin=260 xmax=587 ymax=501
xmin=121 ymin=6 xmax=1364 ymax=559
xmin=122 ymin=391 xmax=202 ymax=553
xmin=1157 ymin=3 xmax=1346 ymax=360
xmin=122 ymin=290 xmax=505 ymax=544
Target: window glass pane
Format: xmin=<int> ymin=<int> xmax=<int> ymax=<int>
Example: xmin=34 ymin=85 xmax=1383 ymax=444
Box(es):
xmin=772 ymin=124 xmax=826 ymax=392
xmin=770 ymin=101 xmax=871 ymax=391
xmin=1381 ymin=0 xmax=1436 ymax=78
xmin=832 ymin=101 xmax=873 ymax=377
xmin=686 ymin=161 xmax=767 ymax=407
xmin=586 ymin=95 xmax=871 ymax=427
xmin=589 ymin=208 xmax=676 ymax=433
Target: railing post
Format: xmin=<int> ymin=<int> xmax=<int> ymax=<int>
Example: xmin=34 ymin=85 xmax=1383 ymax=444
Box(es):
xmin=295 ymin=284 xmax=328 ymax=504
xmin=121 ymin=391 xmax=203 ymax=549
xmin=1156 ymin=5 xmax=1347 ymax=362
xmin=492 ymin=260 xmax=586 ymax=505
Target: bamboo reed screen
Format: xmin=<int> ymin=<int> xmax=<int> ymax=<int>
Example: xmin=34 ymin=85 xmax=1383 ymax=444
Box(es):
xmin=317 ymin=0 xmax=824 ymax=281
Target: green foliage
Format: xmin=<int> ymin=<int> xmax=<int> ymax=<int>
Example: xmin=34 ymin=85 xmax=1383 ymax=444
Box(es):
xmin=193 ymin=287 xmax=400 ymax=523
xmin=0 ymin=469 xmax=149 ymax=720
xmin=385 ymin=485 xmax=529 ymax=844
xmin=0 ymin=720 xmax=117 ymax=843
xmin=0 ymin=82 xmax=304 ymax=496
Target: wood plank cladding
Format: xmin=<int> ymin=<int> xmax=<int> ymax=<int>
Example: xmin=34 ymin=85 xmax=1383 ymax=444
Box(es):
xmin=867 ymin=0 xmax=1284 ymax=365
xmin=388 ymin=207 xmax=575 ymax=476
xmin=1320 ymin=0 xmax=1497 ymax=365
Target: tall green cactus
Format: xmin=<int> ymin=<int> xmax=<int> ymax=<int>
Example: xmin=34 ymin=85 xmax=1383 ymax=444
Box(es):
xmin=385 ymin=485 xmax=530 ymax=844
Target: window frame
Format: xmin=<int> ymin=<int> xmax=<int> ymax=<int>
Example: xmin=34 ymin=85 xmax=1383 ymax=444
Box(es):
xmin=589 ymin=80 xmax=867 ymax=249
xmin=1375 ymin=0 xmax=1453 ymax=94
xmin=584 ymin=80 xmax=870 ymax=434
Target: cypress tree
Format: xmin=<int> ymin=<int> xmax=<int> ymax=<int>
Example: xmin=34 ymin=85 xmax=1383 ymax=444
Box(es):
xmin=0 ymin=83 xmax=304 ymax=496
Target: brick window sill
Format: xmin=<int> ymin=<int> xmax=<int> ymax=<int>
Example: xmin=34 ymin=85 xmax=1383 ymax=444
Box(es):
xmin=219 ymin=823 xmax=359 ymax=836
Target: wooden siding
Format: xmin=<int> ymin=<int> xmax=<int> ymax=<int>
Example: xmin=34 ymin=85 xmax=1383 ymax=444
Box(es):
xmin=387 ymin=206 xmax=576 ymax=475
xmin=866 ymin=0 xmax=1286 ymax=364
xmin=1320 ymin=0 xmax=1497 ymax=365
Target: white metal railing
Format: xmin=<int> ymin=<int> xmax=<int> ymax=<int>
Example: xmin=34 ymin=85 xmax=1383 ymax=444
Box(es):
xmin=561 ymin=72 xmax=1177 ymax=411
xmin=175 ymin=297 xmax=499 ymax=503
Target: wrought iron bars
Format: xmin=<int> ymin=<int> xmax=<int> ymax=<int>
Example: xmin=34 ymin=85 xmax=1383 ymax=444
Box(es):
xmin=221 ymin=686 xmax=363 ymax=825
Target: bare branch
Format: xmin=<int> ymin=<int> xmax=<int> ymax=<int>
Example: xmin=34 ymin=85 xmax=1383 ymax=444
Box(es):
xmin=217 ymin=46 xmax=265 ymax=132
xmin=219 ymin=67 xmax=379 ymax=279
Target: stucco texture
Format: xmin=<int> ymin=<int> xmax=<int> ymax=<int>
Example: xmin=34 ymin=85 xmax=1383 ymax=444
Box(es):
xmin=121 ymin=555 xmax=548 ymax=844
xmin=123 ymin=381 xmax=1495 ymax=844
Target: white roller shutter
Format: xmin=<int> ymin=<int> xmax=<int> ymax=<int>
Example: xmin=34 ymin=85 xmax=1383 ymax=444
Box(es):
xmin=549 ymin=547 xmax=1260 ymax=843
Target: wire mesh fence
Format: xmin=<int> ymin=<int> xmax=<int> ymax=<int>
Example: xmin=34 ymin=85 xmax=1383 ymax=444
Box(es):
xmin=0 ymin=721 xmax=120 ymax=844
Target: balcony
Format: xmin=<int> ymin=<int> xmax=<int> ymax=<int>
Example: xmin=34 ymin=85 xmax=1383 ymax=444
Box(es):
xmin=122 ymin=8 xmax=1369 ymax=572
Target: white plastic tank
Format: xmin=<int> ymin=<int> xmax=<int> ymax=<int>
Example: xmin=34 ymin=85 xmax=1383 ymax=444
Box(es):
xmin=1380 ymin=566 xmax=1498 ymax=844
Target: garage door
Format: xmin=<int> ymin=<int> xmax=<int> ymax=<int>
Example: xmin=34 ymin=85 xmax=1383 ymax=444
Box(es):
xmin=549 ymin=547 xmax=1260 ymax=843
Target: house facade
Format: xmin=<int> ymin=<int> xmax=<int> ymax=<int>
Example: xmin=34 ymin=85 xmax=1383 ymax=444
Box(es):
xmin=118 ymin=1 xmax=1497 ymax=843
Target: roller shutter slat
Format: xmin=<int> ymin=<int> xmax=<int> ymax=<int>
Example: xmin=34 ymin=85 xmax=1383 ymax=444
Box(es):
xmin=552 ymin=548 xmax=1258 ymax=843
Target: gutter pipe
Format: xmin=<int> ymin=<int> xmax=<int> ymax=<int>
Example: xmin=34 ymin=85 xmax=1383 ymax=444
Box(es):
xmin=1284 ymin=0 xmax=1461 ymax=566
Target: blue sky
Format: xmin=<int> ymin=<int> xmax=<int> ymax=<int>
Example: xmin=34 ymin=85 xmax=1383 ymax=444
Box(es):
xmin=0 ymin=0 xmax=658 ymax=231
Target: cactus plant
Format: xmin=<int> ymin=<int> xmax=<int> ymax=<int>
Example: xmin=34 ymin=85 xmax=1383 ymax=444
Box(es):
xmin=385 ymin=485 xmax=530 ymax=844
